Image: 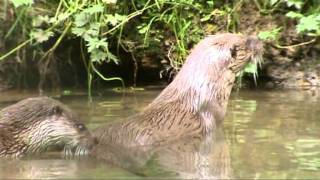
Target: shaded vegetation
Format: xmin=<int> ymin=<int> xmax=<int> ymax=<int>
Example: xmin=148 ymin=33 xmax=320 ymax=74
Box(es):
xmin=0 ymin=0 xmax=319 ymax=94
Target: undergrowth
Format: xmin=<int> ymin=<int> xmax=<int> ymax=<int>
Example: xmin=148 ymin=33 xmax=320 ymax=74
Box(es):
xmin=0 ymin=0 xmax=319 ymax=96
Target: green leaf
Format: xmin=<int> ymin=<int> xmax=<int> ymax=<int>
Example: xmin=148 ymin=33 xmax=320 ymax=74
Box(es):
xmin=86 ymin=23 xmax=100 ymax=37
xmin=30 ymin=29 xmax=54 ymax=43
xmin=90 ymin=49 xmax=109 ymax=63
xmin=258 ymin=27 xmax=282 ymax=41
xmin=62 ymin=90 xmax=72 ymax=96
xmin=74 ymin=12 xmax=91 ymax=27
xmin=137 ymin=24 xmax=149 ymax=34
xmin=114 ymin=13 xmax=126 ymax=21
xmin=286 ymin=11 xmax=304 ymax=19
xmin=200 ymin=14 xmax=212 ymax=22
xmin=105 ymin=14 xmax=126 ymax=26
xmin=102 ymin=0 xmax=117 ymax=4
xmin=57 ymin=12 xmax=70 ymax=23
xmin=105 ymin=14 xmax=118 ymax=26
xmin=297 ymin=15 xmax=320 ymax=33
xmin=270 ymin=0 xmax=279 ymax=6
xmin=90 ymin=48 xmax=119 ymax=64
xmin=106 ymin=51 xmax=120 ymax=64
xmin=206 ymin=1 xmax=214 ymax=6
xmin=71 ymin=27 xmax=87 ymax=37
xmin=32 ymin=15 xmax=50 ymax=27
xmin=243 ymin=63 xmax=257 ymax=74
xmin=10 ymin=0 xmax=33 ymax=7
xmin=83 ymin=4 xmax=104 ymax=14
xmin=285 ymin=0 xmax=304 ymax=9
xmin=86 ymin=37 xmax=108 ymax=52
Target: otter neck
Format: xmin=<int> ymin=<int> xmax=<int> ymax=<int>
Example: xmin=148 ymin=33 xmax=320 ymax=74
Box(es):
xmin=151 ymin=60 xmax=235 ymax=132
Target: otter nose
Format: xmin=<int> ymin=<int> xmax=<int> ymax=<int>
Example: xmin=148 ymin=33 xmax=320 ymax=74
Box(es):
xmin=246 ymin=36 xmax=263 ymax=53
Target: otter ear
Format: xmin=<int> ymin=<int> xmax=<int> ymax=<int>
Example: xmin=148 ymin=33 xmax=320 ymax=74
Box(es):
xmin=51 ymin=106 xmax=62 ymax=115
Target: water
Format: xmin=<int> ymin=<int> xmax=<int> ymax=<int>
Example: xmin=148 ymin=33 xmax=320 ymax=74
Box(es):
xmin=0 ymin=88 xmax=320 ymax=179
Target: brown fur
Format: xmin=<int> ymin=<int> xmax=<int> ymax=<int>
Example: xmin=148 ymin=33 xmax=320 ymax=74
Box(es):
xmin=0 ymin=97 xmax=95 ymax=158
xmin=93 ymin=129 xmax=231 ymax=179
xmin=95 ymin=33 xmax=263 ymax=146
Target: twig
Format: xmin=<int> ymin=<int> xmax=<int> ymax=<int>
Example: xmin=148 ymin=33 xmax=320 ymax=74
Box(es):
xmin=102 ymin=0 xmax=155 ymax=36
xmin=274 ymin=38 xmax=316 ymax=49
xmin=90 ymin=61 xmax=125 ymax=88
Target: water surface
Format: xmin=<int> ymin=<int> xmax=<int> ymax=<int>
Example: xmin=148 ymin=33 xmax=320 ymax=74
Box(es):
xmin=0 ymin=88 xmax=320 ymax=179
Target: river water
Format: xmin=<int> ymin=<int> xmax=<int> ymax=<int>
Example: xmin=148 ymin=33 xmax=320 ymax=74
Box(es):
xmin=0 ymin=88 xmax=319 ymax=179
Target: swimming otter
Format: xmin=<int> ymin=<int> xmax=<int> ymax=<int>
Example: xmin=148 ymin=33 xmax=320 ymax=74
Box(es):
xmin=94 ymin=33 xmax=263 ymax=147
xmin=0 ymin=97 xmax=95 ymax=158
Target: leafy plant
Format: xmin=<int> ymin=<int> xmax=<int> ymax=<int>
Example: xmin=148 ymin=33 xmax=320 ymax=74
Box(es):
xmin=285 ymin=0 xmax=320 ymax=36
xmin=258 ymin=27 xmax=282 ymax=41
xmin=2 ymin=0 xmax=319 ymax=95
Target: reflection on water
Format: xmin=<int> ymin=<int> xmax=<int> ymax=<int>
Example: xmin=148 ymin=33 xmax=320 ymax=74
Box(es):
xmin=93 ymin=128 xmax=231 ymax=179
xmin=0 ymin=88 xmax=320 ymax=179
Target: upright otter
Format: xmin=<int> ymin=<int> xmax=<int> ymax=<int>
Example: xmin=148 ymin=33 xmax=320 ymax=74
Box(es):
xmin=0 ymin=97 xmax=96 ymax=158
xmin=95 ymin=33 xmax=263 ymax=146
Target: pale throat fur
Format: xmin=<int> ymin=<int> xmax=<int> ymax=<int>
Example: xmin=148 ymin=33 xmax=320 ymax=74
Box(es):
xmin=150 ymin=41 xmax=237 ymax=132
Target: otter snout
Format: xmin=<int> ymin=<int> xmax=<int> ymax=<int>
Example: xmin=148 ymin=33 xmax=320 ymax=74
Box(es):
xmin=246 ymin=36 xmax=264 ymax=58
xmin=0 ymin=97 xmax=96 ymax=158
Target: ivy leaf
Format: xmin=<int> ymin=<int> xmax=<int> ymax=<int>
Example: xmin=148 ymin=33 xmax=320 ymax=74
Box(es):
xmin=30 ymin=29 xmax=54 ymax=43
xmin=10 ymin=0 xmax=33 ymax=7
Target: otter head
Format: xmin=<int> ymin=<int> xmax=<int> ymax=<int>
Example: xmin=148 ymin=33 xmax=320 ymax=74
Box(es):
xmin=181 ymin=33 xmax=263 ymax=77
xmin=170 ymin=33 xmax=263 ymax=98
xmin=153 ymin=33 xmax=263 ymax=132
xmin=0 ymin=97 xmax=96 ymax=158
xmin=215 ymin=33 xmax=263 ymax=73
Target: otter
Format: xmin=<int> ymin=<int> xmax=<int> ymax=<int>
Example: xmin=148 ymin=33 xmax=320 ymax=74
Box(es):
xmin=94 ymin=33 xmax=263 ymax=147
xmin=0 ymin=97 xmax=96 ymax=158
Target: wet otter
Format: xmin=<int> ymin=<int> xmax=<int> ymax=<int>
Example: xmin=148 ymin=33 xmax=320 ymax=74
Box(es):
xmin=94 ymin=33 xmax=263 ymax=146
xmin=0 ymin=97 xmax=95 ymax=158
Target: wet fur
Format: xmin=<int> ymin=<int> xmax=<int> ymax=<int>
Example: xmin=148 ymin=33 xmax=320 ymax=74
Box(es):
xmin=95 ymin=33 xmax=263 ymax=146
xmin=0 ymin=97 xmax=94 ymax=158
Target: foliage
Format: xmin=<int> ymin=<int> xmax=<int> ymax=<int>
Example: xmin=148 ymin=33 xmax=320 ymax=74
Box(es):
xmin=1 ymin=0 xmax=319 ymax=95
xmin=285 ymin=0 xmax=320 ymax=36
xmin=258 ymin=27 xmax=282 ymax=41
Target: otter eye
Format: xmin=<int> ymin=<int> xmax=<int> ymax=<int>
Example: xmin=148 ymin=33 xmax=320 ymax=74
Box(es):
xmin=231 ymin=45 xmax=238 ymax=58
xmin=51 ymin=106 xmax=62 ymax=115
xmin=76 ymin=123 xmax=86 ymax=131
